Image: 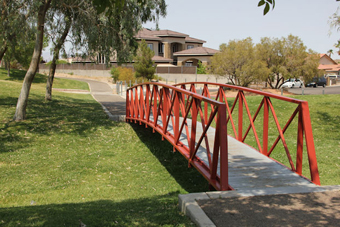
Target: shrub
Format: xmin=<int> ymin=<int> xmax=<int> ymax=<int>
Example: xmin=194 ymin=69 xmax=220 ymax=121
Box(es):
xmin=110 ymin=66 xmax=120 ymax=83
xmin=118 ymin=67 xmax=135 ymax=82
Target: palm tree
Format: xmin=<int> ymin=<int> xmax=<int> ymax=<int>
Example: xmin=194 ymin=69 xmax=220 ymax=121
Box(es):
xmin=327 ymin=49 xmax=334 ymax=57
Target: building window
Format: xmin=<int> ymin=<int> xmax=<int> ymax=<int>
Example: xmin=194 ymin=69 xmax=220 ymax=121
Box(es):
xmin=147 ymin=43 xmax=153 ymax=51
xmin=158 ymin=43 xmax=164 ymax=53
xmin=187 ymin=45 xmax=194 ymax=49
xmin=185 ymin=61 xmax=193 ymax=66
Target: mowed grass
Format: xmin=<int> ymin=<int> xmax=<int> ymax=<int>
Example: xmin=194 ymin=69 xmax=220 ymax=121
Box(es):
xmin=0 ymin=68 xmax=89 ymax=91
xmin=0 ymin=69 xmax=207 ymax=226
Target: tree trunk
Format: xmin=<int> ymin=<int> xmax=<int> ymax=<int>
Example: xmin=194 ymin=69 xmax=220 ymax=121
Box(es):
xmin=0 ymin=43 xmax=7 ymax=62
xmin=7 ymin=60 xmax=10 ymax=77
xmin=13 ymin=0 xmax=51 ymax=121
xmin=45 ymin=15 xmax=72 ymax=101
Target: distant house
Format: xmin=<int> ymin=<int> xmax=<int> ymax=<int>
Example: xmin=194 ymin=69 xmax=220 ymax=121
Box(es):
xmin=65 ymin=28 xmax=219 ymax=67
xmin=318 ymin=54 xmax=340 ymax=75
xmin=135 ymin=28 xmax=218 ymax=66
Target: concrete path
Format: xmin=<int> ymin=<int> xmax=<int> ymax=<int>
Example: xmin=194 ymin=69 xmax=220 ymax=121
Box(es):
xmin=58 ymin=77 xmax=126 ymax=121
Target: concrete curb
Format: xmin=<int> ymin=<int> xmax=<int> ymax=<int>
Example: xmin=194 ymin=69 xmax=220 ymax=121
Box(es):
xmin=179 ymin=185 xmax=340 ymax=227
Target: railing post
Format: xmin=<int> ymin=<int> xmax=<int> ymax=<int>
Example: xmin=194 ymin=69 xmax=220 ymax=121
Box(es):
xmin=126 ymin=87 xmax=130 ymax=120
xmin=174 ymin=91 xmax=180 ymax=151
xmin=300 ymin=101 xmax=320 ymax=185
xmin=263 ymin=97 xmax=269 ymax=155
xmin=296 ymin=104 xmax=303 ymax=175
xmin=238 ymin=92 xmax=243 ymax=141
xmin=218 ymin=104 xmax=228 ymax=191
xmin=189 ymin=98 xmax=198 ymax=164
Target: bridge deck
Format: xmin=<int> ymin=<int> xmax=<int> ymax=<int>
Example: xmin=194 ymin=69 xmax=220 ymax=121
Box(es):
xmin=150 ymin=116 xmax=317 ymax=190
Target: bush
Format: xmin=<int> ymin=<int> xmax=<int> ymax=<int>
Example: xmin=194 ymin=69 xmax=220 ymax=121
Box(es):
xmin=46 ymin=59 xmax=69 ymax=65
xmin=110 ymin=66 xmax=120 ymax=83
xmin=118 ymin=67 xmax=135 ymax=82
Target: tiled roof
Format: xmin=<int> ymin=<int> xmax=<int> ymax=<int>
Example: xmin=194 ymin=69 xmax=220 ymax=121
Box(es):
xmin=135 ymin=28 xmax=205 ymax=43
xmin=318 ymin=64 xmax=340 ymax=71
xmin=135 ymin=28 xmax=162 ymax=41
xmin=148 ymin=29 xmax=188 ymax=37
xmin=185 ymin=36 xmax=206 ymax=43
xmin=173 ymin=47 xmax=219 ymax=56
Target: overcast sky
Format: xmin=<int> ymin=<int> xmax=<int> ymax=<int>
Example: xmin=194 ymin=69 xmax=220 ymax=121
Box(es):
xmin=144 ymin=0 xmax=340 ymax=59
xmin=42 ymin=0 xmax=340 ymax=61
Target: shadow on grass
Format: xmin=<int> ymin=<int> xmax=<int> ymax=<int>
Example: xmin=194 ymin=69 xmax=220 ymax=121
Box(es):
xmin=0 ymin=191 xmax=191 ymax=226
xmin=0 ymin=68 xmax=47 ymax=83
xmin=0 ymin=94 xmax=124 ymax=154
xmin=130 ymin=123 xmax=209 ymax=193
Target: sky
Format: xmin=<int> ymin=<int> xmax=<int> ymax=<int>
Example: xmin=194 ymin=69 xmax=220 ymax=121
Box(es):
xmin=143 ymin=0 xmax=340 ymax=59
xmin=42 ymin=0 xmax=340 ymax=61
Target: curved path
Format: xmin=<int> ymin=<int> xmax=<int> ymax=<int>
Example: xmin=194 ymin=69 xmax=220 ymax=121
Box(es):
xmin=58 ymin=77 xmax=126 ymax=121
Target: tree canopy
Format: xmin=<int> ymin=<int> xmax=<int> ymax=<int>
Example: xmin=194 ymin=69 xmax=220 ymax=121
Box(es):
xmin=209 ymin=38 xmax=269 ymax=87
xmin=210 ymin=35 xmax=320 ymax=88
xmin=8 ymin=0 xmax=166 ymax=120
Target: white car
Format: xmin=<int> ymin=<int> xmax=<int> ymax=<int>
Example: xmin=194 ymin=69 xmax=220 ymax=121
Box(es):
xmin=281 ymin=78 xmax=303 ymax=88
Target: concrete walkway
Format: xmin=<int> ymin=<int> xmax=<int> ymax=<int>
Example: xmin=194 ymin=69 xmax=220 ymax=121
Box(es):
xmin=60 ymin=77 xmax=340 ymax=227
xmin=58 ymin=77 xmax=126 ymax=121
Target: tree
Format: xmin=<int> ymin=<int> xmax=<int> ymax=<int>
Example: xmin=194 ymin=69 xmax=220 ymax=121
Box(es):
xmin=197 ymin=61 xmax=207 ymax=74
xmin=134 ymin=40 xmax=156 ymax=80
xmin=12 ymin=0 xmax=166 ymax=120
xmin=13 ymin=0 xmax=52 ymax=121
xmin=327 ymin=49 xmax=334 ymax=57
xmin=257 ymin=35 xmax=320 ymax=88
xmin=209 ymin=38 xmax=269 ymax=87
xmin=258 ymin=0 xmax=275 ymax=15
xmin=0 ymin=0 xmax=37 ymax=72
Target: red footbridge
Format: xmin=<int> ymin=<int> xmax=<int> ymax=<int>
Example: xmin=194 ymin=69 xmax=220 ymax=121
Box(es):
xmin=125 ymin=82 xmax=320 ymax=191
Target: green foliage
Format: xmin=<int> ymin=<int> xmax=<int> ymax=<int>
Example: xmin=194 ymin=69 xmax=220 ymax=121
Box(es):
xmin=257 ymin=35 xmax=320 ymax=88
xmin=110 ymin=66 xmax=120 ymax=82
xmin=45 ymin=59 xmax=68 ymax=65
xmin=258 ymin=0 xmax=275 ymax=15
xmin=153 ymin=74 xmax=163 ymax=81
xmin=197 ymin=61 xmax=207 ymax=74
xmin=134 ymin=40 xmax=156 ymax=80
xmin=209 ymin=37 xmax=270 ymax=87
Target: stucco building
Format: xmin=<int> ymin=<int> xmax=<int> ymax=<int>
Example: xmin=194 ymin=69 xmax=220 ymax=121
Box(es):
xmin=135 ymin=28 xmax=218 ymax=66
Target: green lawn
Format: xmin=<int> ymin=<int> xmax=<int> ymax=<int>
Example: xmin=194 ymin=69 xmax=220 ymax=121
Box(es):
xmin=0 ymin=68 xmax=89 ymax=91
xmin=0 ymin=69 xmax=205 ymax=226
xmin=0 ymin=68 xmax=339 ymax=226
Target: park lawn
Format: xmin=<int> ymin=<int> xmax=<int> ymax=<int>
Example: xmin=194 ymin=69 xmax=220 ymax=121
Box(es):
xmin=0 ymin=68 xmax=89 ymax=91
xmin=0 ymin=76 xmax=206 ymax=226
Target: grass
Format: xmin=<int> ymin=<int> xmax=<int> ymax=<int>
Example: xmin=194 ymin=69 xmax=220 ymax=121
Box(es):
xmin=0 ymin=68 xmax=339 ymax=225
xmin=0 ymin=68 xmax=89 ymax=91
xmin=0 ymin=68 xmax=207 ymax=226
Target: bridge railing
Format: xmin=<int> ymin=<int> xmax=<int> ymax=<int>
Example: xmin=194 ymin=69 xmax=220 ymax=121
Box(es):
xmin=173 ymin=82 xmax=320 ymax=185
xmin=126 ymin=82 xmax=231 ymax=191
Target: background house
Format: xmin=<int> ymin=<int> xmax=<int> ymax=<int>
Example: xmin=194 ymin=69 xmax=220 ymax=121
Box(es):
xmin=135 ymin=28 xmax=218 ymax=66
xmin=318 ymin=54 xmax=340 ymax=76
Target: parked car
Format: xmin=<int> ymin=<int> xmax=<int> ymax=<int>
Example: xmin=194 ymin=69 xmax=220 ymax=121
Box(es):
xmin=281 ymin=78 xmax=303 ymax=88
xmin=306 ymin=77 xmax=326 ymax=88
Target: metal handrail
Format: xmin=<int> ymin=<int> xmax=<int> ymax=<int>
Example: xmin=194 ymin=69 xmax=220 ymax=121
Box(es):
xmin=173 ymin=82 xmax=320 ymax=185
xmin=126 ymin=82 xmax=230 ymax=190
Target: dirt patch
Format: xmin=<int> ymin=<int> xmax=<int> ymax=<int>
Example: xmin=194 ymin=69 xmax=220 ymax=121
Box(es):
xmin=198 ymin=190 xmax=340 ymax=227
xmin=54 ymin=73 xmax=113 ymax=84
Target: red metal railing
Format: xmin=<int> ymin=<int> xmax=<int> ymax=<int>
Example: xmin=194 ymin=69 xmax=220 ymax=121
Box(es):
xmin=126 ymin=82 xmax=320 ymax=191
xmin=174 ymin=82 xmax=320 ymax=185
xmin=126 ymin=82 xmax=230 ymax=191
